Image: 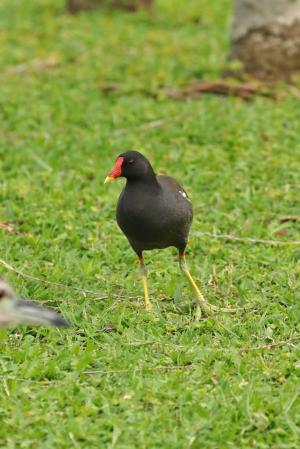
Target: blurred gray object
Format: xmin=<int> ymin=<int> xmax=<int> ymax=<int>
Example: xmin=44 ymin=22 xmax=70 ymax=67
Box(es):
xmin=0 ymin=278 xmax=69 ymax=328
xmin=230 ymin=0 xmax=300 ymax=81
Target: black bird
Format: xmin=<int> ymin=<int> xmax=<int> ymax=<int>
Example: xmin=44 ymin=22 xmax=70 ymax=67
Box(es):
xmin=105 ymin=150 xmax=217 ymax=319
xmin=0 ymin=278 xmax=70 ymax=328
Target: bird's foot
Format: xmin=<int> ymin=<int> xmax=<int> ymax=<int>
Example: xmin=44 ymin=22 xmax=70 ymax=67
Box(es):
xmin=201 ymin=301 xmax=218 ymax=314
xmin=194 ymin=304 xmax=202 ymax=321
xmin=145 ymin=301 xmax=153 ymax=311
xmin=193 ymin=301 xmax=218 ymax=320
xmin=197 ymin=300 xmax=239 ymax=318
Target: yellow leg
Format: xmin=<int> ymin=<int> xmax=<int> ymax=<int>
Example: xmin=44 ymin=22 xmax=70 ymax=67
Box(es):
xmin=139 ymin=256 xmax=152 ymax=311
xmin=179 ymin=253 xmax=218 ymax=319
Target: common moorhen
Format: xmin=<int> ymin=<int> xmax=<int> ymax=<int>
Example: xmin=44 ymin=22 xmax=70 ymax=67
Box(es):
xmin=105 ymin=151 xmax=216 ymax=319
xmin=0 ymin=278 xmax=70 ymax=327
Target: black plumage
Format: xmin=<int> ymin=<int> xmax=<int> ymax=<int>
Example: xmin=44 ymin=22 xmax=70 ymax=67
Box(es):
xmin=105 ymin=151 xmax=216 ymax=318
xmin=116 ymin=152 xmax=192 ymax=256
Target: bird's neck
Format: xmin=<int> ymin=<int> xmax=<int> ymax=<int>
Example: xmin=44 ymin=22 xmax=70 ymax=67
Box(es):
xmin=125 ymin=170 xmax=160 ymax=192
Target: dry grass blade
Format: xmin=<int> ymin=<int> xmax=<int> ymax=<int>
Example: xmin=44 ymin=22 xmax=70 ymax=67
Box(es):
xmin=192 ymin=231 xmax=300 ymax=246
xmin=240 ymin=336 xmax=300 ymax=352
xmin=277 ymin=215 xmax=300 ymax=223
xmin=85 ymin=337 xmax=300 ymax=376
xmin=163 ymin=81 xmax=272 ymax=100
xmin=0 ymin=222 xmax=17 ymax=233
xmin=84 ymin=364 xmax=195 ymax=375
xmin=1 ymin=55 xmax=60 ymax=79
xmin=0 ymin=258 xmax=142 ymax=302
xmin=0 ymin=258 xmax=107 ymax=299
xmin=112 ymin=112 xmax=193 ymax=136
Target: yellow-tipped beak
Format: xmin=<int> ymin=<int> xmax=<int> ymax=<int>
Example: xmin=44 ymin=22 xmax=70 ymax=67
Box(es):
xmin=104 ymin=176 xmax=115 ymax=184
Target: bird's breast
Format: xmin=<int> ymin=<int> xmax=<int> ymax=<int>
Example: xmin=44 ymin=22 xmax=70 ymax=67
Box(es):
xmin=117 ymin=195 xmax=163 ymax=237
xmin=116 ymin=186 xmax=191 ymax=247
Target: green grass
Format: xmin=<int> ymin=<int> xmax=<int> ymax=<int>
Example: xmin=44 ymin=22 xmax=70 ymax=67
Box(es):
xmin=1 ymin=0 xmax=300 ymax=447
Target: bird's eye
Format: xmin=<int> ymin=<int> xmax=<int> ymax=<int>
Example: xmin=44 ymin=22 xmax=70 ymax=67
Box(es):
xmin=0 ymin=290 xmax=5 ymax=300
xmin=128 ymin=159 xmax=135 ymax=165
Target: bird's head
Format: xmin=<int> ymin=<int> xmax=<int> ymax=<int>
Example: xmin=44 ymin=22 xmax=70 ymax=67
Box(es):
xmin=104 ymin=151 xmax=154 ymax=183
xmin=0 ymin=278 xmax=69 ymax=328
xmin=0 ymin=278 xmax=18 ymax=327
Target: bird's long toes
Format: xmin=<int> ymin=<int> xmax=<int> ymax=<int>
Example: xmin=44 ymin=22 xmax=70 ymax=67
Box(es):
xmin=194 ymin=305 xmax=202 ymax=321
xmin=201 ymin=302 xmax=240 ymax=316
xmin=145 ymin=302 xmax=153 ymax=311
xmin=219 ymin=306 xmax=240 ymax=314
xmin=200 ymin=301 xmax=218 ymax=316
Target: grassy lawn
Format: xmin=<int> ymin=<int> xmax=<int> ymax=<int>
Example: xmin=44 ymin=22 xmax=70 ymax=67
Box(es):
xmin=1 ymin=0 xmax=300 ymax=447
